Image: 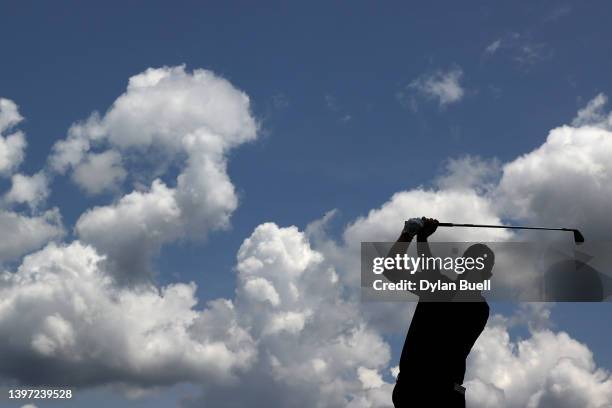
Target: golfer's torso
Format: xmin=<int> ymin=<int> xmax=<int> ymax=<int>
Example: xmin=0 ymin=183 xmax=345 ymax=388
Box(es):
xmin=398 ymin=301 xmax=489 ymax=387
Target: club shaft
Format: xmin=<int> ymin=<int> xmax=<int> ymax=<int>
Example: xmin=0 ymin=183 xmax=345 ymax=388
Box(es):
xmin=437 ymin=222 xmax=573 ymax=232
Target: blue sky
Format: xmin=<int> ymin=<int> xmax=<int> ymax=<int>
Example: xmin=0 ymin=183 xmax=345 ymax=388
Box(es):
xmin=1 ymin=2 xmax=612 ymax=407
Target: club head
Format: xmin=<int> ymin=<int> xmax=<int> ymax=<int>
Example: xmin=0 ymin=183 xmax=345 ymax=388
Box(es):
xmin=573 ymin=229 xmax=585 ymax=244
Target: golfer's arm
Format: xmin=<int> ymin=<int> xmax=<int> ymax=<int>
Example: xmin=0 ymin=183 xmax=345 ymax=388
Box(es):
xmin=416 ymin=237 xmax=433 ymax=258
xmin=416 ymin=238 xmax=447 ymax=281
xmin=382 ymin=232 xmax=413 ymax=284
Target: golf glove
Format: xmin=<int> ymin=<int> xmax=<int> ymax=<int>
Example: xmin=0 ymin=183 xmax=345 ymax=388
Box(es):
xmin=404 ymin=217 xmax=424 ymax=236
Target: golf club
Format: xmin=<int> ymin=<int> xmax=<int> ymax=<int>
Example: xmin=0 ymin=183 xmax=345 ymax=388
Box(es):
xmin=436 ymin=222 xmax=585 ymax=244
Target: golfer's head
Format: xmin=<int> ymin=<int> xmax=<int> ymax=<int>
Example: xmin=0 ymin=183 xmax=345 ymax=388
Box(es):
xmin=462 ymin=243 xmax=495 ymax=282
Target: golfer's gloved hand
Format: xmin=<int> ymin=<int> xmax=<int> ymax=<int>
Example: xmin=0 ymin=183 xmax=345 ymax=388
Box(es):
xmin=403 ymin=218 xmax=424 ymax=237
xmin=418 ymin=217 xmax=439 ymax=240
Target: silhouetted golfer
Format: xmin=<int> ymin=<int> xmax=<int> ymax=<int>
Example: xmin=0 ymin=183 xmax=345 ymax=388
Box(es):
xmin=383 ymin=217 xmax=494 ymax=407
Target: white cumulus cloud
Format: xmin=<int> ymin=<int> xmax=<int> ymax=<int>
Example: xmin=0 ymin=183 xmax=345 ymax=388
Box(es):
xmin=0 ymin=98 xmax=27 ymax=175
xmin=75 ymin=179 xmax=182 ymax=283
xmin=4 ymin=172 xmax=50 ymax=209
xmin=186 ymin=222 xmax=394 ymax=407
xmin=0 ymin=209 xmax=64 ymax=262
xmin=466 ymin=316 xmax=612 ymax=408
xmin=0 ymin=241 xmax=256 ymax=387
xmin=72 ymin=150 xmax=126 ymax=195
xmin=497 ymin=122 xmax=612 ymax=240
xmin=572 ymin=93 xmax=612 ymax=130
xmin=408 ymin=67 xmax=465 ymax=107
xmin=48 ymin=66 xmax=258 ymax=282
